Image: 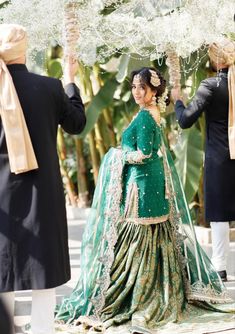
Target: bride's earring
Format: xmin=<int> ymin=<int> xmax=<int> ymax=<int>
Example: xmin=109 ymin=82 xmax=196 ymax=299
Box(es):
xmin=151 ymin=95 xmax=157 ymax=106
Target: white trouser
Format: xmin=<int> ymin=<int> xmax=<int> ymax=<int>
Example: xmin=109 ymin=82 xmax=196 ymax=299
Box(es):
xmin=210 ymin=222 xmax=230 ymax=272
xmin=0 ymin=288 xmax=56 ymax=334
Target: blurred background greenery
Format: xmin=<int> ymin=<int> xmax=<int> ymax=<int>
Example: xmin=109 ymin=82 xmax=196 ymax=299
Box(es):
xmin=45 ymin=45 xmax=209 ymax=226
xmin=1 ymin=0 xmax=233 ymax=226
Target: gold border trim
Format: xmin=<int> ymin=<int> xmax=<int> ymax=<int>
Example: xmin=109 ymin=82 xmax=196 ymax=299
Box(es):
xmin=123 ymin=214 xmax=169 ymax=225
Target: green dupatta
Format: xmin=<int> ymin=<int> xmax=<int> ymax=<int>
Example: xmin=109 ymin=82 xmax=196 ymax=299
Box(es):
xmin=56 ymin=130 xmax=231 ymax=325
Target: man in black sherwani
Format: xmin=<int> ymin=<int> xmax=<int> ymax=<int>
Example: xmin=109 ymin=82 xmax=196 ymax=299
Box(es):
xmin=171 ymin=38 xmax=235 ymax=283
xmin=0 ymin=24 xmax=86 ymax=333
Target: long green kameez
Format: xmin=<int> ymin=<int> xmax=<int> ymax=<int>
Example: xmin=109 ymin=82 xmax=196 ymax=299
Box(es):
xmin=56 ymin=109 xmax=234 ymax=334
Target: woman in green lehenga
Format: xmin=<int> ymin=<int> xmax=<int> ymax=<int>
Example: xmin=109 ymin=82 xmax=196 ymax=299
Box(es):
xmin=56 ymin=68 xmax=234 ymax=334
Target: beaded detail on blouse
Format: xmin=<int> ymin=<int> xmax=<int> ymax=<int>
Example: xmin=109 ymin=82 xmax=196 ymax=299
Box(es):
xmin=121 ymin=109 xmax=170 ymax=219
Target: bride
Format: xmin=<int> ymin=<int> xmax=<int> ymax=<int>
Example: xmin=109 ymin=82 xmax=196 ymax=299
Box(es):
xmin=56 ymin=67 xmax=234 ymax=334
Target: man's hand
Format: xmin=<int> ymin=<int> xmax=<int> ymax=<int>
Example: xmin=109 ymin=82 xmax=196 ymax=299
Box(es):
xmin=171 ymin=86 xmax=182 ymax=103
xmin=63 ymin=55 xmax=79 ymax=85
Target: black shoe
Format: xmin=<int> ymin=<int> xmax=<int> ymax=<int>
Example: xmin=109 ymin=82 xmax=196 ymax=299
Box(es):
xmin=218 ymin=270 xmax=227 ymax=282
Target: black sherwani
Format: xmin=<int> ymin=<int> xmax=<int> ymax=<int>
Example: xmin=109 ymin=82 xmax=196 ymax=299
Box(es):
xmin=175 ymin=69 xmax=235 ymax=222
xmin=0 ymin=64 xmax=86 ymax=292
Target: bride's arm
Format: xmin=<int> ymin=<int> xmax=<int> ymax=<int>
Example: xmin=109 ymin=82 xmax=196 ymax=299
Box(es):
xmin=123 ymin=111 xmax=155 ymax=164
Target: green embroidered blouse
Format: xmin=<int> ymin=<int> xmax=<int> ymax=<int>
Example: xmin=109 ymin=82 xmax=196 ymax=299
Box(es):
xmin=121 ymin=109 xmax=169 ymax=221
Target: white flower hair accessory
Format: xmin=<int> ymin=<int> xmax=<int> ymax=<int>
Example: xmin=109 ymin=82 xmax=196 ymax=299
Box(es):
xmin=149 ymin=69 xmax=161 ymax=87
xmin=158 ymin=87 xmax=168 ymax=113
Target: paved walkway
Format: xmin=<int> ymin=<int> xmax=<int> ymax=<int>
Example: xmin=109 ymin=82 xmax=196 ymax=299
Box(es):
xmin=14 ymin=218 xmax=235 ymax=333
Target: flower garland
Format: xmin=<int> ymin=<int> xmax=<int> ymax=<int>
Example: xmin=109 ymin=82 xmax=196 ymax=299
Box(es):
xmin=0 ymin=0 xmax=233 ymax=66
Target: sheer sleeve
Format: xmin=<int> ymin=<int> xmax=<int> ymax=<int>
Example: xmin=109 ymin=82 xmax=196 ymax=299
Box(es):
xmin=124 ymin=111 xmax=155 ymax=164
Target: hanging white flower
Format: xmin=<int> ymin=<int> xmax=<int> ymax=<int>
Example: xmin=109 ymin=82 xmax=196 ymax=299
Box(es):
xmin=0 ymin=0 xmax=233 ymax=65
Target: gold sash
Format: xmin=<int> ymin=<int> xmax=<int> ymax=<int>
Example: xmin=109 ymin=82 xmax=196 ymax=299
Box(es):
xmin=0 ymin=23 xmax=38 ymax=174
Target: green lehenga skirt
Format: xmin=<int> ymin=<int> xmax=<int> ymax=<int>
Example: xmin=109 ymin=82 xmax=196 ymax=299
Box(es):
xmin=56 ymin=148 xmax=234 ymax=334
xmin=101 ymin=219 xmax=186 ymax=331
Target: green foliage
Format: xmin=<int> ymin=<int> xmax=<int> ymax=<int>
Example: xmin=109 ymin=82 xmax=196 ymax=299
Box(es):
xmin=173 ymin=126 xmax=204 ymax=203
xmin=116 ymin=54 xmax=130 ymax=83
xmin=46 ymin=58 xmax=63 ymax=79
xmin=226 ymin=32 xmax=235 ymax=41
xmin=41 ymin=44 xmax=212 ymax=222
xmin=78 ymin=77 xmax=119 ymax=138
xmin=116 ymin=53 xmax=152 ymax=83
xmin=0 ymin=1 xmax=9 ymax=10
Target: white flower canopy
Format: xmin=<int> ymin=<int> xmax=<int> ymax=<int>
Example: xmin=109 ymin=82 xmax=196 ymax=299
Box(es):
xmin=0 ymin=0 xmax=234 ymax=66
